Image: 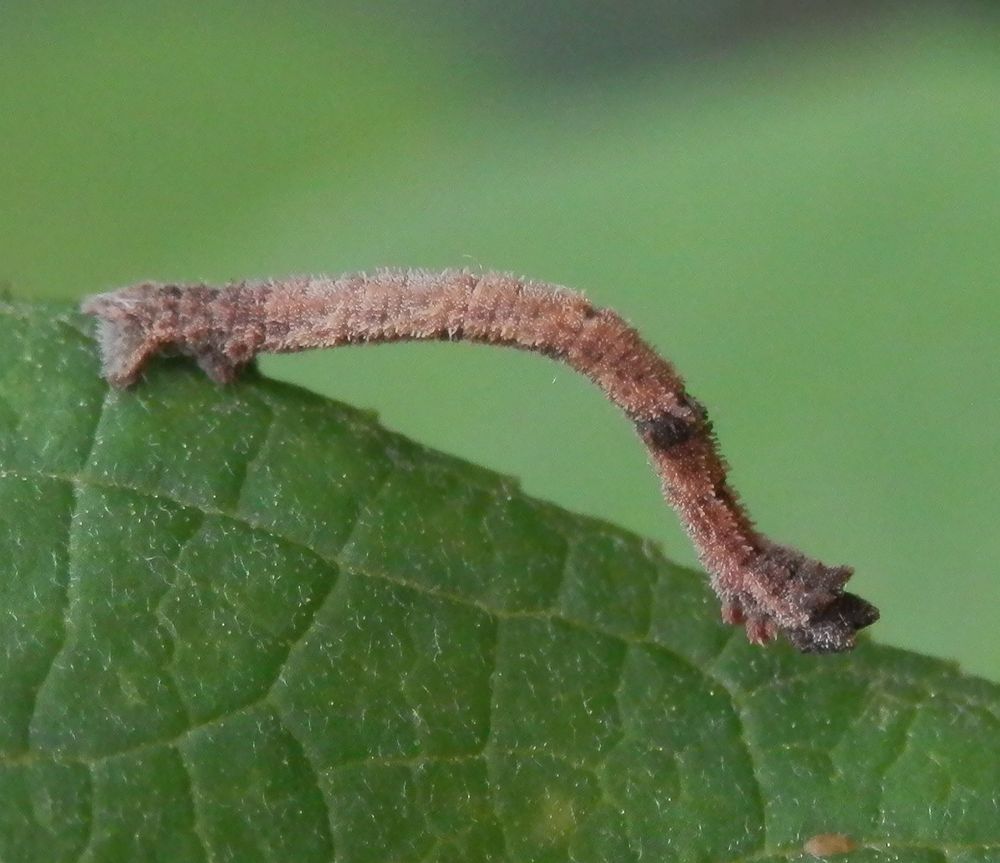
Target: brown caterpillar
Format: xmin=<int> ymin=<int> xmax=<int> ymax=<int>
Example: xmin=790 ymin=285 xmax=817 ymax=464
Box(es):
xmin=81 ymin=269 xmax=878 ymax=653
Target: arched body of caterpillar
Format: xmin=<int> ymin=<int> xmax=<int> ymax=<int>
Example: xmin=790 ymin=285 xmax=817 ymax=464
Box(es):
xmin=81 ymin=269 xmax=878 ymax=653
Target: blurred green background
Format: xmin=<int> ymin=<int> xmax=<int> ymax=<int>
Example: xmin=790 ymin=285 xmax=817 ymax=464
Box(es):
xmin=2 ymin=1 xmax=997 ymax=678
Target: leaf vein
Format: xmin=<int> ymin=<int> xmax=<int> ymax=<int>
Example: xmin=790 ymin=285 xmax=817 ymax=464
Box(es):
xmin=24 ymin=389 xmax=110 ymax=751
xmin=70 ymin=763 xmax=96 ymax=863
xmin=173 ymin=743 xmax=212 ymax=863
xmin=269 ymin=705 xmax=337 ymax=859
xmin=264 ymin=462 xmax=397 ymax=700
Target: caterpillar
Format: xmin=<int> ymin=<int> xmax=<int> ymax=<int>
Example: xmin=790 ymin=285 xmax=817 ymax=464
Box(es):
xmin=82 ymin=269 xmax=878 ymax=653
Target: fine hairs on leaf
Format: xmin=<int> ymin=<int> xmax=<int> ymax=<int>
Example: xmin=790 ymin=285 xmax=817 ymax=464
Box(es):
xmin=81 ymin=269 xmax=878 ymax=653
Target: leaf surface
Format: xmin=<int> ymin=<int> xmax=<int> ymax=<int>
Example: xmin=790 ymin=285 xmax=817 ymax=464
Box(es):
xmin=1 ymin=304 xmax=998 ymax=863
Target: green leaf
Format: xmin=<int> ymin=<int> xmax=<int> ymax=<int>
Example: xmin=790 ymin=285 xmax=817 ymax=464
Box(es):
xmin=1 ymin=302 xmax=998 ymax=863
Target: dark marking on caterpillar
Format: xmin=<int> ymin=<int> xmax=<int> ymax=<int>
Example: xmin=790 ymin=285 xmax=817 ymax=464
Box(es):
xmin=635 ymin=412 xmax=697 ymax=450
